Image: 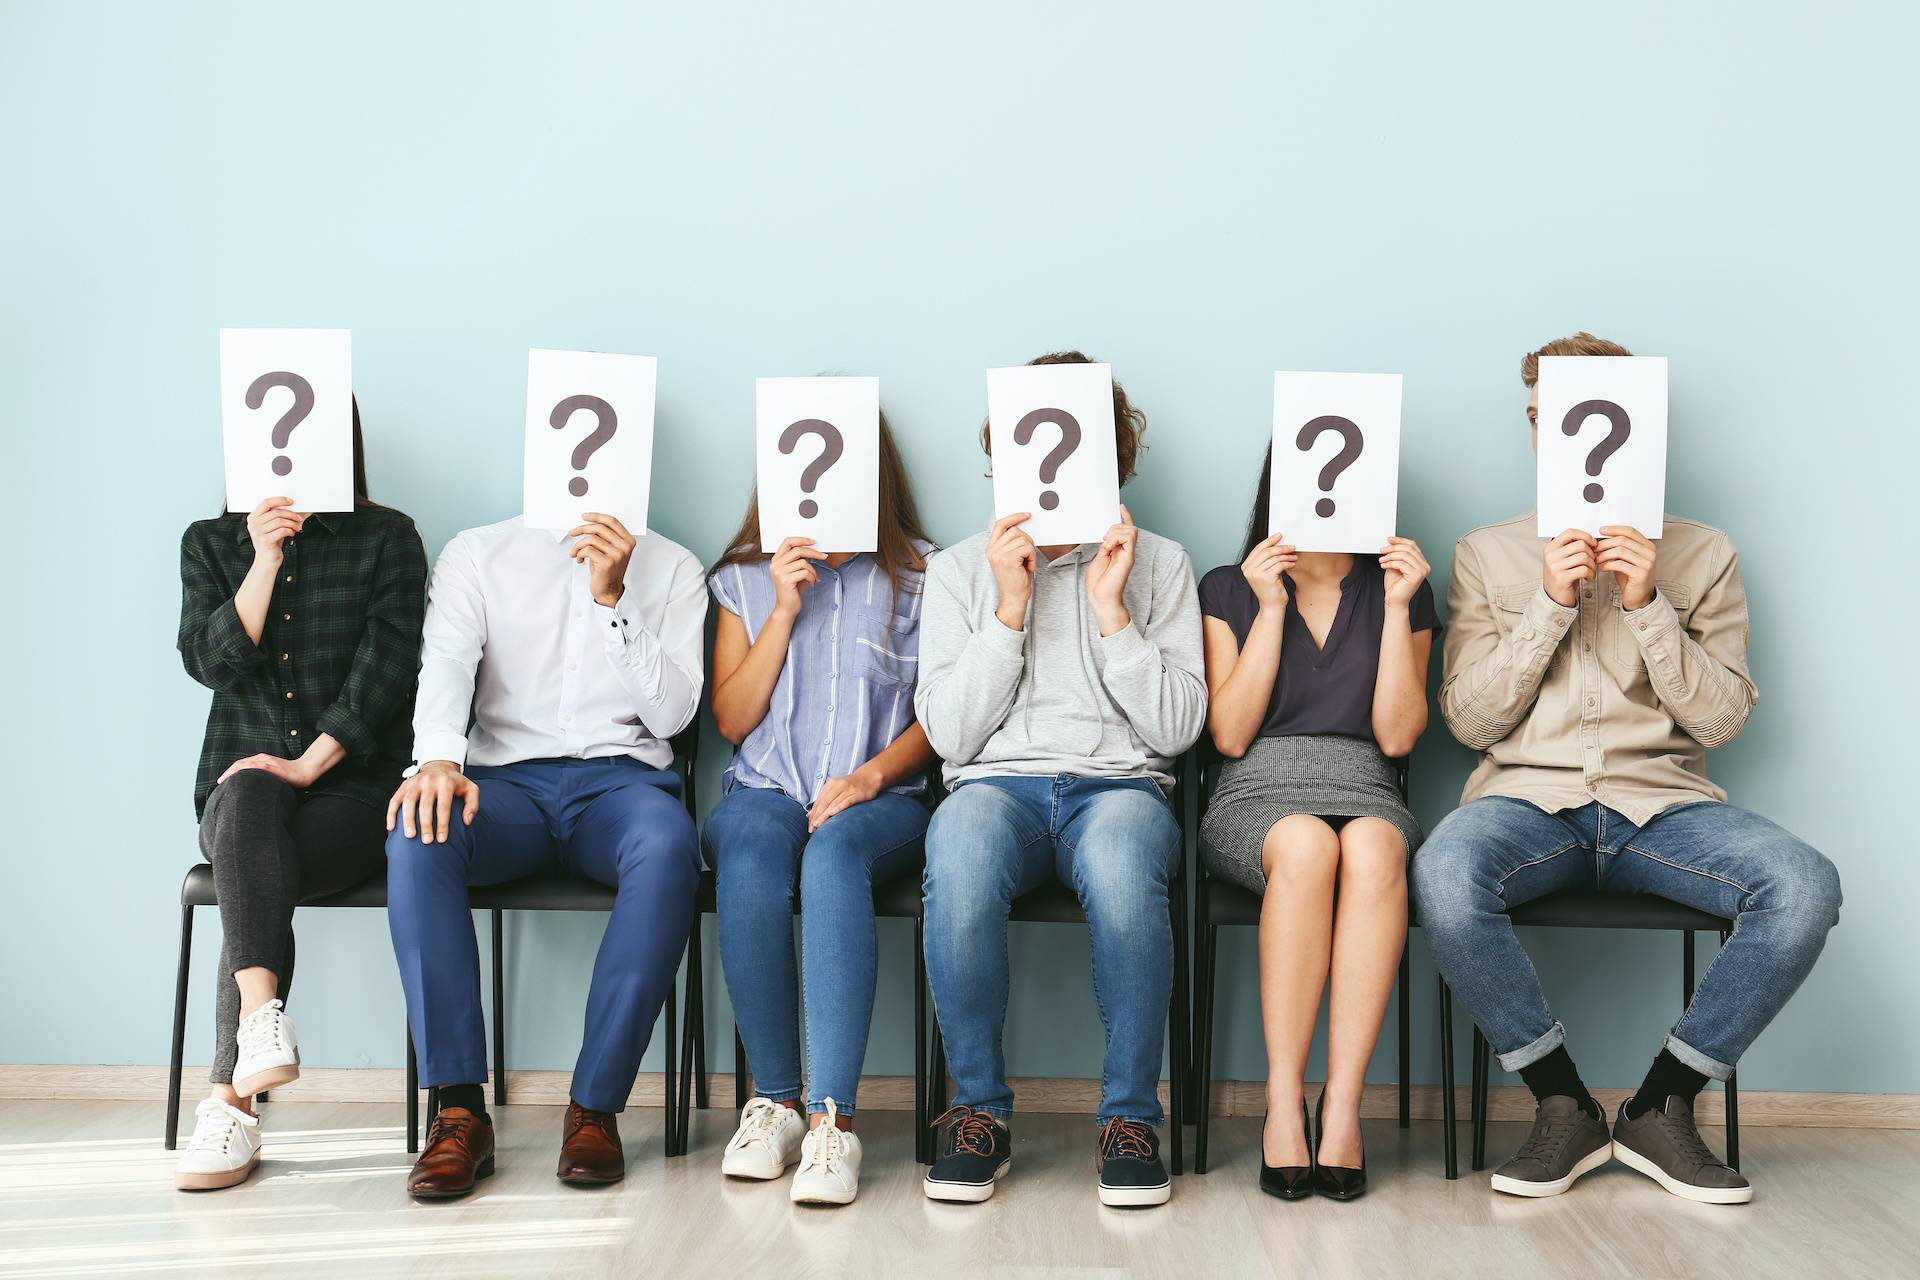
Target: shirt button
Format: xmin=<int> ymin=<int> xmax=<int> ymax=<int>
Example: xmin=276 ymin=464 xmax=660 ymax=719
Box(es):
xmin=289 ymin=728 xmax=299 ymax=737
xmin=564 ymin=714 xmax=573 ymax=722
xmin=284 ymin=575 xmax=293 ymax=583
xmin=281 ymin=613 xmax=291 ymax=621
xmin=284 ymin=691 xmax=294 ymax=700
xmin=569 ymin=663 xmax=578 ymax=671
xmin=280 ymin=653 xmax=289 ymax=662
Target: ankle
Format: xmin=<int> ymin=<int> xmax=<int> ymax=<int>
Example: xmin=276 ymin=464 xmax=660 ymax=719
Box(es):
xmin=809 ymin=1110 xmax=855 ymax=1132
xmin=211 ymin=1088 xmax=253 ymax=1117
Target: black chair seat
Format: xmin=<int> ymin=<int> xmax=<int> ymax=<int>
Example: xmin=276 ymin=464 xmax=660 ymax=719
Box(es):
xmin=180 ymin=863 xmax=646 ymax=914
xmin=181 ymin=862 xmax=390 ymax=910
xmin=1504 ymin=889 xmax=1728 ymax=931
xmin=1007 ymin=881 xmax=1096 ymax=923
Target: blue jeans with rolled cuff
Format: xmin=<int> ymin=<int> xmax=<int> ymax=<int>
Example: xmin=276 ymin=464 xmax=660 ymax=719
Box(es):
xmin=921 ymin=774 xmax=1182 ymax=1125
xmin=1411 ymin=796 xmax=1841 ymax=1081
xmin=703 ymin=784 xmax=927 ymax=1115
xmin=385 ymin=757 xmax=698 ymax=1113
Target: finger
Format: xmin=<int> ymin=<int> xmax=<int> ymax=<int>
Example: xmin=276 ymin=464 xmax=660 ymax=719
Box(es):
xmin=991 ymin=513 xmax=1033 ymax=537
xmin=586 ymin=513 xmax=634 ymax=542
xmin=462 ymin=781 xmax=480 ymax=825
xmin=253 ymin=497 xmax=295 ymax=515
xmin=572 ymin=534 xmax=619 ymax=562
xmin=1117 ymin=503 xmax=1134 ymax=527
xmin=434 ymin=783 xmax=452 ymax=844
xmin=386 ymin=789 xmax=401 ymax=832
xmin=399 ymin=788 xmax=418 ymax=839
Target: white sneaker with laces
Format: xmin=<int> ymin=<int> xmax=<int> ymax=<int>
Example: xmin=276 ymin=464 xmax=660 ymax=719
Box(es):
xmin=232 ymin=999 xmax=300 ymax=1097
xmin=174 ymin=1098 xmax=262 ymax=1190
xmin=790 ymin=1098 xmax=862 ymax=1206
xmin=721 ymin=1097 xmax=806 ymax=1180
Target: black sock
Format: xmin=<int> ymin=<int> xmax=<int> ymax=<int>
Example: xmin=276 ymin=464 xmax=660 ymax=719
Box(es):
xmin=437 ymin=1083 xmax=489 ymax=1122
xmin=1625 ymin=1049 xmax=1709 ymax=1120
xmin=1517 ymin=1046 xmax=1601 ymax=1120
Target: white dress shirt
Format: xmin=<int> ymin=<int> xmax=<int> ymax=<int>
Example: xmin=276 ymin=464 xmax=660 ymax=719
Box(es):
xmin=411 ymin=517 xmax=707 ymax=772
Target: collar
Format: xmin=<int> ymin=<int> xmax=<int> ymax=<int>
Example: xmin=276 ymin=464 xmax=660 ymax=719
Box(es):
xmin=1039 ymin=542 xmax=1100 ymax=568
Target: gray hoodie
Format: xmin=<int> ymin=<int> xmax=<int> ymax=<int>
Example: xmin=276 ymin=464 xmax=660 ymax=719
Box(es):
xmin=914 ymin=527 xmax=1207 ymax=789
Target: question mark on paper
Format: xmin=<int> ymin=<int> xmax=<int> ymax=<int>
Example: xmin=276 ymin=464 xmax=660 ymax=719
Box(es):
xmin=1295 ymin=415 xmax=1365 ymax=517
xmin=550 ymin=394 xmax=619 ymax=497
xmin=777 ymin=419 xmax=845 ymax=519
xmin=1561 ymin=400 xmax=1631 ymax=502
xmin=1012 ymin=408 xmax=1082 ymax=511
xmin=245 ymin=371 xmax=315 ymax=477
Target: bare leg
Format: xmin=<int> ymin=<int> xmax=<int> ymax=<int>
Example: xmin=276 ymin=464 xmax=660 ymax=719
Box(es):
xmin=208 ymin=1082 xmax=255 ymax=1117
xmin=1257 ymin=815 xmax=1340 ymax=1167
xmin=234 ymin=966 xmax=278 ymax=1022
xmin=1318 ymin=817 xmax=1407 ymax=1167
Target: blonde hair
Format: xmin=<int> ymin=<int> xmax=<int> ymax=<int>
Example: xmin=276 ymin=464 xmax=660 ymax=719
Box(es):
xmin=1520 ymin=331 xmax=1633 ymax=387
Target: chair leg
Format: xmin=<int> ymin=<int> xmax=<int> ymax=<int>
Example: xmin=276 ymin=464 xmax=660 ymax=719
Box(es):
xmin=734 ymin=1028 xmax=749 ymax=1111
xmin=490 ymin=909 xmax=506 ymax=1108
xmin=427 ymin=1084 xmax=441 ymax=1128
xmin=914 ymin=913 xmax=929 ymax=1165
xmin=690 ymin=921 xmax=709 ymax=1110
xmin=932 ymin=1025 xmax=949 ymax=1118
xmin=663 ymin=979 xmax=679 ymax=1157
xmin=406 ymin=1028 xmax=419 ymax=1155
xmin=1397 ymin=941 xmax=1412 ymax=1129
xmin=678 ymin=929 xmax=696 ymax=1155
xmin=1439 ymin=975 xmax=1458 ymax=1180
xmin=165 ymin=904 xmax=193 ymax=1151
xmin=1195 ymin=923 xmax=1219 ymax=1175
xmin=1720 ymin=927 xmax=1740 ymax=1170
xmin=1683 ymin=930 xmax=1696 ymax=1004
xmin=1470 ymin=1027 xmax=1490 ymax=1172
xmin=1167 ymin=879 xmax=1187 ymax=1175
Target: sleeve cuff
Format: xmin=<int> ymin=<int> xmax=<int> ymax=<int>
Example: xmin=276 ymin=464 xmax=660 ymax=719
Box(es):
xmin=1623 ymin=590 xmax=1683 ymax=645
xmin=316 ymin=705 xmax=374 ymax=758
xmin=1097 ymin=621 xmax=1155 ymax=672
xmin=1524 ymin=587 xmax=1579 ymax=638
xmin=410 ymin=732 xmax=468 ymax=772
xmin=976 ymin=614 xmax=1028 ymax=663
xmin=594 ymin=594 xmax=644 ymax=645
xmin=208 ymin=599 xmax=264 ymax=665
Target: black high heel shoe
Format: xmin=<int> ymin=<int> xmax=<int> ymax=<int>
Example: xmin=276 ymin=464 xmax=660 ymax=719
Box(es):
xmin=1312 ymin=1092 xmax=1367 ymax=1200
xmin=1257 ymin=1100 xmax=1313 ymax=1200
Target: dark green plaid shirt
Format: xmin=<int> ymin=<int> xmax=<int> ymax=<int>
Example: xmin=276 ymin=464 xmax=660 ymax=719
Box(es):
xmin=179 ymin=506 xmax=428 ymax=817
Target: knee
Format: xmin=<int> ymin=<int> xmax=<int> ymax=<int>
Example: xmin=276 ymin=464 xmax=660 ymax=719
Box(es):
xmin=384 ymin=822 xmax=464 ymax=880
xmin=797 ymin=826 xmax=874 ymax=896
xmin=1409 ymin=836 xmax=1477 ymax=929
xmin=1338 ymin=821 xmax=1407 ymax=897
xmin=1766 ymin=842 xmax=1843 ymax=937
xmin=200 ymin=769 xmax=289 ymax=843
xmin=1262 ymin=817 xmax=1340 ymax=890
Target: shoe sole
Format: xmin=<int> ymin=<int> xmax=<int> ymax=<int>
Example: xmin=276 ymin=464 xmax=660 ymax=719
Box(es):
xmin=1490 ymin=1143 xmax=1613 ymax=1198
xmin=1098 ymin=1179 xmax=1172 ymax=1208
xmin=923 ymin=1160 xmax=1010 ymax=1202
xmin=1612 ymin=1141 xmax=1753 ymax=1204
xmin=791 ymin=1183 xmax=858 ymax=1206
xmin=557 ymin=1168 xmax=625 ymax=1187
xmin=174 ymin=1152 xmax=260 ymax=1191
xmin=232 ymin=1060 xmax=300 ymax=1099
xmin=408 ymin=1154 xmax=495 ymax=1200
xmin=722 ymin=1157 xmax=795 ymax=1180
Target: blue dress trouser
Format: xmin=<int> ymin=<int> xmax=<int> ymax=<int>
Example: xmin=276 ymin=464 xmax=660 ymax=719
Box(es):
xmin=385 ymin=757 xmax=698 ymax=1113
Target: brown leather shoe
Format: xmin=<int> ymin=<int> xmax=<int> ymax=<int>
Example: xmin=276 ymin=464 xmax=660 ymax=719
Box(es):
xmin=557 ymin=1102 xmax=625 ymax=1185
xmin=408 ymin=1106 xmax=495 ymax=1200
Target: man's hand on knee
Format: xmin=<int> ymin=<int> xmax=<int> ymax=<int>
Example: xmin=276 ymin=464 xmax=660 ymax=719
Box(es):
xmin=387 ymin=761 xmax=480 ymax=845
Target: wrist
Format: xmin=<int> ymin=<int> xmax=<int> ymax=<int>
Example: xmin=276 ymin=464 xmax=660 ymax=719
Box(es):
xmin=1384 ymin=600 xmax=1411 ymax=618
xmin=853 ymin=761 xmax=886 ymax=792
xmin=995 ymin=597 xmax=1028 ymax=631
xmin=594 ymin=584 xmax=625 ymax=609
xmin=1094 ymin=602 xmax=1131 ymax=637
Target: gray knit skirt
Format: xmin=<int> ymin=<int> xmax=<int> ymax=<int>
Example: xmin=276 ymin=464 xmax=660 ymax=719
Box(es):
xmin=1199 ymin=734 xmax=1423 ymax=894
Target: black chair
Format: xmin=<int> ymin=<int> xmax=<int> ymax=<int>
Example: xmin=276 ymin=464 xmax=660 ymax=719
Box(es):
xmin=1448 ymin=891 xmax=1741 ymax=1173
xmin=922 ymin=756 xmax=1192 ymax=1175
xmin=1188 ymin=739 xmax=1419 ymax=1175
xmin=166 ymin=727 xmax=699 ymax=1157
xmin=675 ymin=866 xmax=935 ymax=1160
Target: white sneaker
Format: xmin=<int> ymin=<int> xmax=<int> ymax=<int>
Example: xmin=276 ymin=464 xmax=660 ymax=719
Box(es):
xmin=721 ymin=1097 xmax=806 ymax=1180
xmin=174 ymin=1099 xmax=262 ymax=1190
xmin=232 ymin=1000 xmax=300 ymax=1097
xmin=790 ymin=1099 xmax=862 ymax=1206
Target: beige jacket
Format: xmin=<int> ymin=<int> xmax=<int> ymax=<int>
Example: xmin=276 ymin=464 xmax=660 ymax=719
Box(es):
xmin=1439 ymin=513 xmax=1757 ymax=824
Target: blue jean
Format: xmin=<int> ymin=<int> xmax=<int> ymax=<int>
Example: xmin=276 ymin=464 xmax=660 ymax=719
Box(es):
xmin=385 ymin=758 xmax=698 ymax=1113
xmin=1412 ymin=796 xmax=1841 ymax=1080
xmin=703 ymin=785 xmax=927 ymax=1114
xmin=922 ymin=774 xmax=1181 ymax=1125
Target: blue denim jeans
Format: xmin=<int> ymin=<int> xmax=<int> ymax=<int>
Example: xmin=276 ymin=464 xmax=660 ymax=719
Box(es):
xmin=1412 ymin=796 xmax=1841 ymax=1080
xmin=703 ymin=785 xmax=927 ymax=1114
xmin=385 ymin=758 xmax=698 ymax=1113
xmin=922 ymin=774 xmax=1182 ymax=1125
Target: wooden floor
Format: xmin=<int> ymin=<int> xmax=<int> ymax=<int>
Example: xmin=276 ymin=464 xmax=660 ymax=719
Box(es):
xmin=0 ymin=1101 xmax=1914 ymax=1279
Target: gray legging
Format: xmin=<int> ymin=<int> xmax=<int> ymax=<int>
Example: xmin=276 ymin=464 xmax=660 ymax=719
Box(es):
xmin=196 ymin=770 xmax=386 ymax=1084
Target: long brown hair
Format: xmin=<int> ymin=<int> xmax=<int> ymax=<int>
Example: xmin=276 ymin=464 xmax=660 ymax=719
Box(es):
xmin=979 ymin=350 xmax=1149 ymax=485
xmin=709 ymin=408 xmax=933 ymax=610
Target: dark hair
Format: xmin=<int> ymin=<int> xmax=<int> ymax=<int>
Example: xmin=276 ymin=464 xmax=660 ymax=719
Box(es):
xmin=1238 ymin=442 xmax=1275 ymax=561
xmin=978 ymin=350 xmax=1149 ymax=486
xmin=709 ymin=408 xmax=933 ymax=610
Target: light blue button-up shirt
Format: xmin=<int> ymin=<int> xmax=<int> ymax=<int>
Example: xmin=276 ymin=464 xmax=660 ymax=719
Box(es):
xmin=709 ymin=543 xmax=933 ymax=805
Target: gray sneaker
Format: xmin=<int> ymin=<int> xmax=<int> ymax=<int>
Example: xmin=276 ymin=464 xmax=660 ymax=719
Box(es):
xmin=1612 ymin=1097 xmax=1752 ymax=1204
xmin=1489 ymin=1095 xmax=1613 ymax=1198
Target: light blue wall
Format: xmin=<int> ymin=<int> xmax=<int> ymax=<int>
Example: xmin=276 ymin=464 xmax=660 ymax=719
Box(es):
xmin=3 ymin=1 xmax=1913 ymax=1095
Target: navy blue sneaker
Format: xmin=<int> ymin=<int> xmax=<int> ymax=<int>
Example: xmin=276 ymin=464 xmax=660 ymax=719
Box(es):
xmin=923 ymin=1106 xmax=1011 ymax=1203
xmin=1096 ymin=1118 xmax=1171 ymax=1207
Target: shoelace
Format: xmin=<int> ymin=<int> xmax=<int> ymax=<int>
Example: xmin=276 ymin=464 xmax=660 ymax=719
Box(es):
xmin=1654 ymin=1104 xmax=1720 ymax=1171
xmin=236 ymin=1001 xmax=288 ymax=1057
xmin=188 ymin=1103 xmax=244 ymax=1155
xmin=732 ymin=1098 xmax=785 ymax=1151
xmin=1514 ymin=1113 xmax=1585 ymax=1164
xmin=932 ymin=1105 xmax=1000 ymax=1157
xmin=1100 ymin=1118 xmax=1156 ymax=1162
xmin=568 ymin=1106 xmax=614 ymax=1139
xmin=799 ymin=1098 xmax=846 ymax=1174
xmin=425 ymin=1111 xmax=475 ymax=1151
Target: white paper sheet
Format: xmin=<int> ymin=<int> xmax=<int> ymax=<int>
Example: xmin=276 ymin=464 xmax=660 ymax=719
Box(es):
xmin=524 ymin=349 xmax=656 ymax=533
xmin=219 ymin=328 xmax=354 ymax=513
xmin=1269 ymin=371 xmax=1402 ymax=552
xmin=755 ymin=377 xmax=880 ymax=553
xmin=986 ymin=362 xmax=1121 ymax=546
xmin=1536 ymin=356 xmax=1667 ymax=539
